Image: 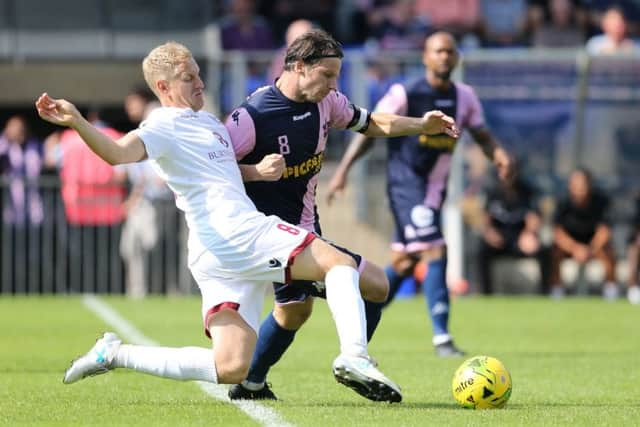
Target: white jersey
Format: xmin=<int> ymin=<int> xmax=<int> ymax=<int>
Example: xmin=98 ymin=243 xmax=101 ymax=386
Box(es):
xmin=136 ymin=107 xmax=270 ymax=266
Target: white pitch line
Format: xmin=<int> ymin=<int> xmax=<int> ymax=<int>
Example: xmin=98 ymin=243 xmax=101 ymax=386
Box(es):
xmin=83 ymin=294 xmax=294 ymax=427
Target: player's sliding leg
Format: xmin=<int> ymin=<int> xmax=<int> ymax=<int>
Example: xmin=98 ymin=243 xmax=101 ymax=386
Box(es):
xmin=63 ymin=334 xmax=220 ymax=384
xmin=64 ymin=308 xmax=257 ymax=385
xmin=289 ymin=238 xmax=402 ymax=403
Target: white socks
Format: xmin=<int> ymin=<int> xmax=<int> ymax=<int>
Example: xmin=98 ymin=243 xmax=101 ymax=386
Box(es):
xmin=325 ymin=265 xmax=368 ymax=357
xmin=114 ymin=345 xmax=218 ymax=383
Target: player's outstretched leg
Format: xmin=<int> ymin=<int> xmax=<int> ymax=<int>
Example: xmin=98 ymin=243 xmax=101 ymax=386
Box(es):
xmin=291 ymin=239 xmax=402 ymax=402
xmin=63 ymin=332 xmax=122 ymax=384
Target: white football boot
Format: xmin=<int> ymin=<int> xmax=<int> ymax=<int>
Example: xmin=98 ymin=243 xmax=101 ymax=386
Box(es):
xmin=63 ymin=332 xmax=121 ymax=384
xmin=332 ymin=354 xmax=402 ymax=403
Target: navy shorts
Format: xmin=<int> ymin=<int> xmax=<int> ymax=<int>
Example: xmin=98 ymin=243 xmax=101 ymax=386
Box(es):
xmin=274 ymin=238 xmax=362 ymax=304
xmin=388 ymin=179 xmax=445 ymax=253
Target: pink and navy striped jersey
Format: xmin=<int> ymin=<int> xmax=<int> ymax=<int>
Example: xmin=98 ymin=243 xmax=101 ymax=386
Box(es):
xmin=225 ymin=85 xmax=363 ymax=232
xmin=377 ymin=77 xmax=485 ymax=209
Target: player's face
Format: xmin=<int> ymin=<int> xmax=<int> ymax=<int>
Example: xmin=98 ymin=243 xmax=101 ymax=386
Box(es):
xmin=298 ymin=58 xmax=341 ymax=103
xmin=423 ymin=37 xmax=458 ymax=80
xmin=164 ymin=58 xmax=205 ymax=111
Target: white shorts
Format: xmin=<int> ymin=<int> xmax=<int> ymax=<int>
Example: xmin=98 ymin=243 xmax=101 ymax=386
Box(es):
xmin=189 ymin=215 xmax=315 ymax=336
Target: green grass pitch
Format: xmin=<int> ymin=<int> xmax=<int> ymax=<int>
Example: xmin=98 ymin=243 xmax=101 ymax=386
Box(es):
xmin=1 ymin=295 xmax=638 ymax=426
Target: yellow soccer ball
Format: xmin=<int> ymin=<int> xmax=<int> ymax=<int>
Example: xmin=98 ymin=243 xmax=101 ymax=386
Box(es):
xmin=452 ymin=355 xmax=512 ymax=409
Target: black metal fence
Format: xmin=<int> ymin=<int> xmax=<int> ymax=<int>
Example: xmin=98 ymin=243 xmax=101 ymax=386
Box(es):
xmin=0 ymin=176 xmax=193 ymax=294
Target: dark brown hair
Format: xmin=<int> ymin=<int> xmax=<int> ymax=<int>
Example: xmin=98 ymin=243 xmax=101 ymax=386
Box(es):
xmin=283 ymin=29 xmax=343 ymax=70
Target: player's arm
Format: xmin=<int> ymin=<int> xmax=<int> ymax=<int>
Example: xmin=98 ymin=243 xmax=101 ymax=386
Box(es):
xmin=36 ymin=93 xmax=147 ymax=165
xmin=365 ymin=110 xmax=459 ymax=138
xmin=469 ymin=127 xmax=513 ymax=181
xmin=327 ymin=107 xmax=459 ymax=205
xmin=590 ymin=223 xmax=612 ymax=253
xmin=238 ymin=153 xmax=285 ymax=182
xmin=224 ymin=107 xmax=283 ymax=182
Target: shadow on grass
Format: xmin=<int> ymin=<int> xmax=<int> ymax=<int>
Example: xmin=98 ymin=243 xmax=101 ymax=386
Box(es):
xmin=286 ymin=400 xmax=458 ymax=409
xmin=282 ymin=400 xmax=640 ymax=409
xmin=503 ymin=351 xmax=627 ymax=357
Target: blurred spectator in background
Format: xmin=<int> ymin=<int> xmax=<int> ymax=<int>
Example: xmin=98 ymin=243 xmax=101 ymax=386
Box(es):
xmin=123 ymin=87 xmax=159 ymax=128
xmin=45 ymin=108 xmax=126 ymax=292
xmin=120 ymin=87 xmax=178 ymax=298
xmin=220 ymin=0 xmax=275 ymax=50
xmin=625 ymin=194 xmax=640 ymax=304
xmin=549 ymin=168 xmax=618 ymax=299
xmin=368 ymin=0 xmax=431 ymax=50
xmin=478 ymin=0 xmax=532 ymax=47
xmin=532 ymin=0 xmax=587 ymax=47
xmin=582 ymin=0 xmax=640 ymax=37
xmin=478 ymin=166 xmax=548 ymax=294
xmin=415 ymin=0 xmax=481 ymax=47
xmin=586 ymin=6 xmax=639 ymax=54
xmin=0 ymin=115 xmax=43 ymax=291
xmin=0 ymin=115 xmax=43 ymax=227
xmin=258 ymin=0 xmax=336 ymax=42
xmin=219 ymin=0 xmax=276 ymax=114
xmin=267 ymin=19 xmax=314 ymax=83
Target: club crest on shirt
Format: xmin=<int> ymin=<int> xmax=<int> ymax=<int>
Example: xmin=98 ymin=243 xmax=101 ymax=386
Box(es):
xmin=212 ymin=132 xmax=229 ymax=148
xmin=410 ymin=205 xmax=434 ymax=228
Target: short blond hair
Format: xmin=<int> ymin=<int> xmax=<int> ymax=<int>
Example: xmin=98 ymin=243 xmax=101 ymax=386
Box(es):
xmin=142 ymin=41 xmax=193 ymax=97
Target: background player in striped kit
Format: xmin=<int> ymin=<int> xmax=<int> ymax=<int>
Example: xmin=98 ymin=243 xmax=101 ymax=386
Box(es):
xmin=327 ymin=31 xmax=513 ymax=357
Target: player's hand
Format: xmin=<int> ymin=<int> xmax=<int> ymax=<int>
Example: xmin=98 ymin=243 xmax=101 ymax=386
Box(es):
xmin=494 ymin=147 xmax=514 ymax=181
xmin=255 ymin=153 xmax=285 ymax=181
xmin=326 ymin=170 xmax=347 ymax=206
xmin=421 ymin=110 xmax=459 ymax=137
xmin=35 ymin=93 xmax=81 ymax=128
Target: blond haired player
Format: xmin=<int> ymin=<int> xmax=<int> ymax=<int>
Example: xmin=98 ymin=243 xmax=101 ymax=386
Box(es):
xmin=36 ymin=41 xmax=457 ymax=402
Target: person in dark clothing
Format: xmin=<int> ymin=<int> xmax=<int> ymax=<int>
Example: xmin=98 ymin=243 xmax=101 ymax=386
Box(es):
xmin=478 ymin=168 xmax=547 ymax=294
xmin=549 ymin=168 xmax=617 ymax=299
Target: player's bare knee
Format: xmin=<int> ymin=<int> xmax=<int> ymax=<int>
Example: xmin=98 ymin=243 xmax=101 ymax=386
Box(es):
xmin=332 ymin=250 xmax=357 ymax=270
xmin=360 ymin=266 xmax=389 ymax=302
xmin=216 ymin=357 xmax=250 ymax=384
xmin=274 ymin=300 xmax=313 ymax=330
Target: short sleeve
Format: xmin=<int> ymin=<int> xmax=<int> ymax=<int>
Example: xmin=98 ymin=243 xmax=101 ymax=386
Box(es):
xmin=374 ymin=83 xmax=408 ymax=115
xmin=456 ymin=82 xmax=485 ymax=130
xmin=322 ymin=90 xmax=356 ymax=130
xmin=224 ymin=107 xmax=256 ymax=160
xmin=136 ymin=110 xmax=175 ymax=160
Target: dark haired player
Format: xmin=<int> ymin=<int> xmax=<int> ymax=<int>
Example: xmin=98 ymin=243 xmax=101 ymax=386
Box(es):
xmin=225 ymin=29 xmax=459 ymax=401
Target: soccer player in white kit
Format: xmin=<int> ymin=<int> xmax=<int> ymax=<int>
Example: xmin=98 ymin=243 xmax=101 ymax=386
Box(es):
xmin=36 ymin=41 xmax=457 ymax=403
